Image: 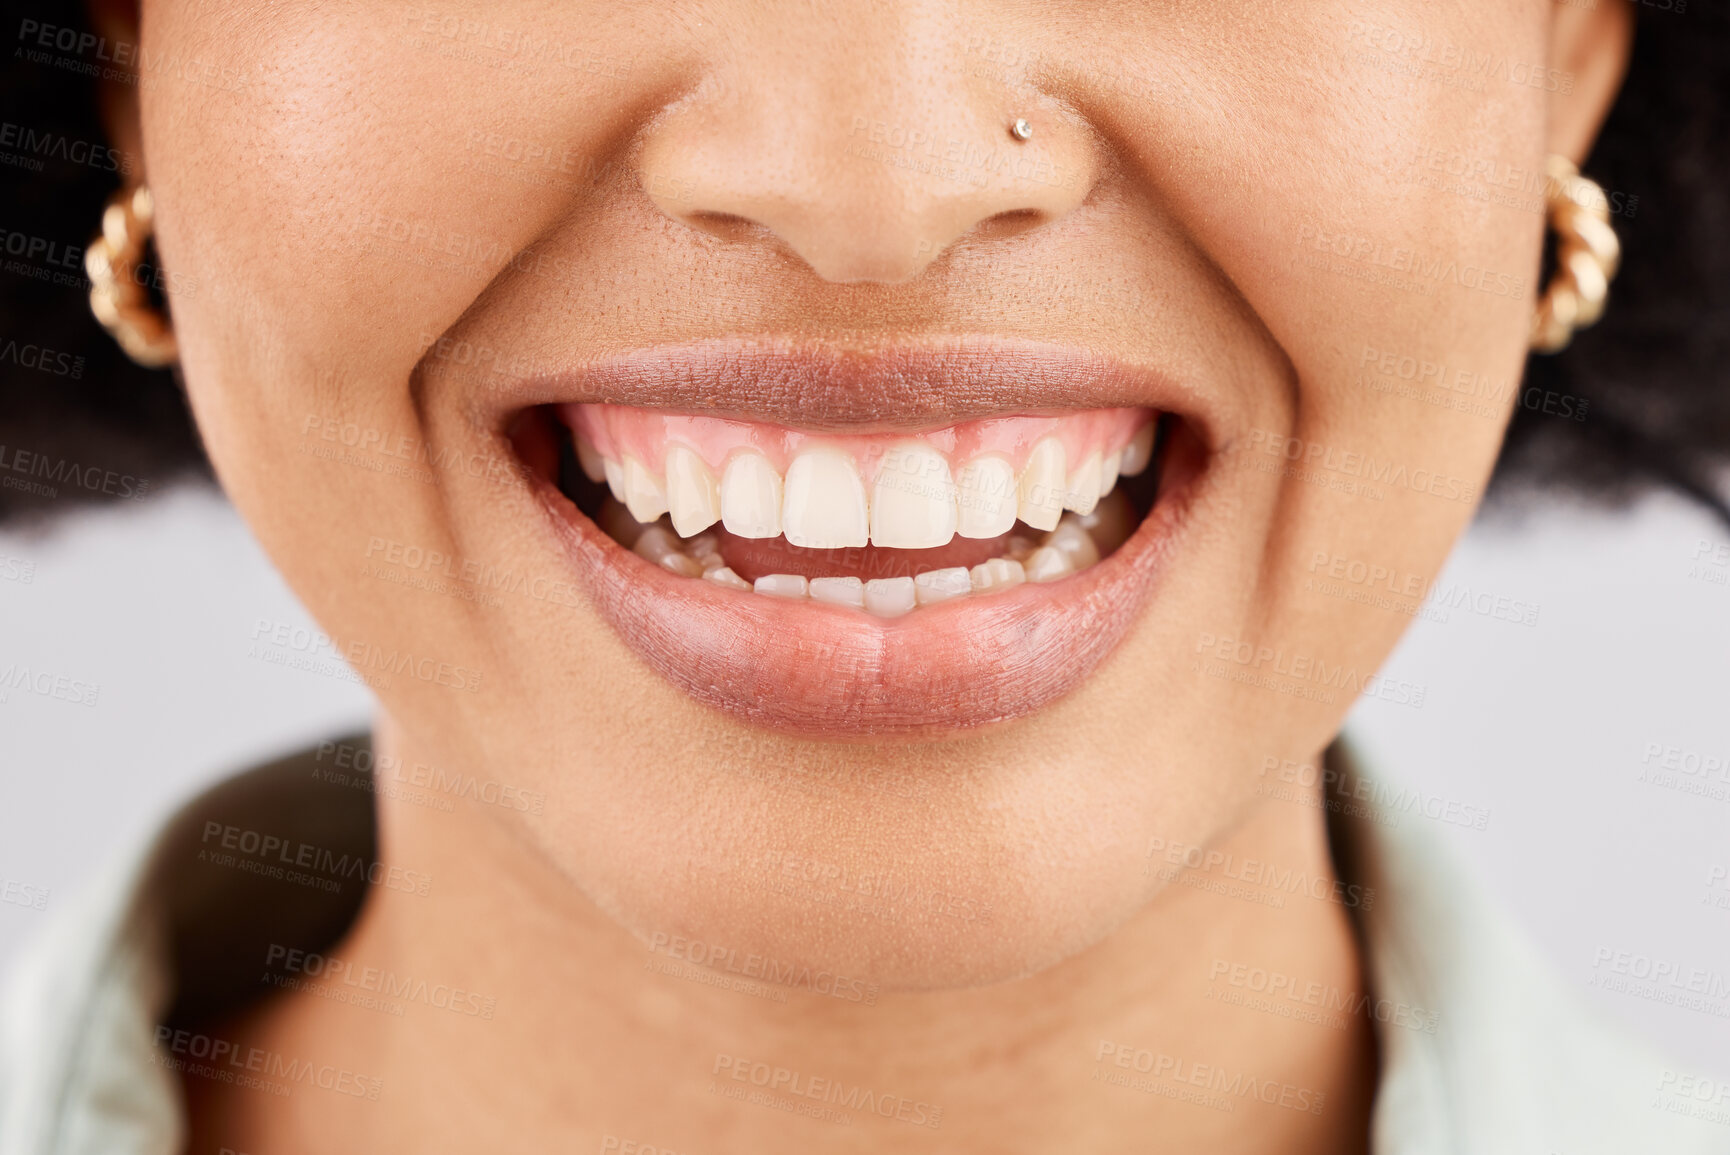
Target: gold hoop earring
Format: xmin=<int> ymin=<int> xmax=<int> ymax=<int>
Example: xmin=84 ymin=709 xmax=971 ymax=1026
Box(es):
xmin=1531 ymin=155 xmax=1620 ymax=355
xmin=85 ymin=184 xmax=179 ymax=368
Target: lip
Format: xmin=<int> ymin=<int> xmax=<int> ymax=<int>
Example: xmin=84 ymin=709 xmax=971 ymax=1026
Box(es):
xmin=463 ymin=338 xmax=1220 ymax=737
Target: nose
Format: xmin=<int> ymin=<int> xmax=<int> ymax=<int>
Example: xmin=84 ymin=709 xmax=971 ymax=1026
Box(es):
xmin=634 ymin=16 xmax=1099 ymax=284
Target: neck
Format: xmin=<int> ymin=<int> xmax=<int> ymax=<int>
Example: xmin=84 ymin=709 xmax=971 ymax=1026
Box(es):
xmin=186 ymin=725 xmax=1377 ymax=1154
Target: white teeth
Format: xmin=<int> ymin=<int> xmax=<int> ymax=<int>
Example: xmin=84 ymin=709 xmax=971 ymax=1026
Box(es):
xmin=753 ymin=573 xmax=809 ymax=599
xmin=575 ymin=437 xmax=608 ymax=484
xmin=969 ymin=557 xmax=1026 ymax=592
xmin=956 ymin=455 xmax=1018 ymax=539
xmin=1064 ymin=450 xmax=1103 ymax=516
xmin=783 ymin=449 xmax=869 ymax=550
xmin=871 ymin=444 xmax=958 ymax=549
xmin=664 ymin=446 xmax=720 ymax=537
xmin=1017 ymin=437 xmax=1066 ymax=532
xmin=1022 ymin=544 xmax=1075 ymax=583
xmin=703 ymin=566 xmax=752 ymax=590
xmin=1044 ymin=515 xmax=1101 ymax=571
xmin=1099 ymin=450 xmax=1121 ymax=499
xmin=603 ymin=458 xmax=627 ymax=505
xmin=914 ymin=567 xmax=971 ymax=605
xmin=863 ymin=576 xmax=917 ymax=618
xmin=632 ymin=525 xmax=704 ymax=577
xmin=1121 ymin=423 xmax=1155 ymax=477
xmin=622 ymin=456 xmax=669 ymax=523
xmin=720 ymin=451 xmax=783 ymax=539
xmin=809 ymin=575 xmax=865 ymax=608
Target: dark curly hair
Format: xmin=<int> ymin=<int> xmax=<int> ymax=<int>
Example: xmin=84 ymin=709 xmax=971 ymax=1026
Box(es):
xmin=2 ymin=4 xmax=1727 ymax=526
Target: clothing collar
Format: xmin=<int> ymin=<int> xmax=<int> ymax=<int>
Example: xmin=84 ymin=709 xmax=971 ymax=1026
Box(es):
xmin=3 ymin=736 xmax=1722 ymax=1153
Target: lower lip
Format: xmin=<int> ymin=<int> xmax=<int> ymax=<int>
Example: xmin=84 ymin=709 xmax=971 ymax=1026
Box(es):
xmin=527 ymin=434 xmax=1199 ymax=738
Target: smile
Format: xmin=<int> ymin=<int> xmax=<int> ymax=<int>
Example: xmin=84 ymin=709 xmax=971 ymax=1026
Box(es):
xmin=493 ymin=340 xmax=1215 ymax=736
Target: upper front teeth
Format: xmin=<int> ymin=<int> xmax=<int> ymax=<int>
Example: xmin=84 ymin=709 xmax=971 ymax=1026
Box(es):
xmin=871 ymin=444 xmax=959 ymax=550
xmin=783 ymin=449 xmax=869 ymax=549
xmin=719 ymin=452 xmax=783 ymax=538
xmin=576 ymin=411 xmax=1155 ymax=549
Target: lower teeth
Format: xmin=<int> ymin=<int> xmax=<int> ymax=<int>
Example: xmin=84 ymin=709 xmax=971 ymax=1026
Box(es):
xmin=623 ymin=501 xmax=1129 ymax=619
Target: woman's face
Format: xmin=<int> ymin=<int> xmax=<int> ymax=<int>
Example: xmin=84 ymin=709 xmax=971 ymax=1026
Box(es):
xmin=135 ymin=0 xmax=1624 ymax=986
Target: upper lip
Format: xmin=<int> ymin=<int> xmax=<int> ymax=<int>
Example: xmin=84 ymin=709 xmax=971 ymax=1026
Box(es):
xmin=453 ymin=335 xmax=1224 ymax=440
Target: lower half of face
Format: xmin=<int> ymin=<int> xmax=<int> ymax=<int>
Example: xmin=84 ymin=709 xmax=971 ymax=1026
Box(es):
xmin=149 ymin=0 xmax=1551 ymax=986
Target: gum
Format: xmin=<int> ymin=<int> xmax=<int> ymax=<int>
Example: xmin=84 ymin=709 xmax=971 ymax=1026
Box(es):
xmin=560 ymin=404 xmax=1152 ymax=484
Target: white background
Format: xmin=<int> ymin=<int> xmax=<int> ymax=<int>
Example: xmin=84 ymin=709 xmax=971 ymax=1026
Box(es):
xmin=1 ymin=483 xmax=1727 ymax=1077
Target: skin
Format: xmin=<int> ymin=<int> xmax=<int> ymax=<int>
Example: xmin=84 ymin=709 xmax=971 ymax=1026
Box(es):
xmin=94 ymin=0 xmax=1632 ymax=1149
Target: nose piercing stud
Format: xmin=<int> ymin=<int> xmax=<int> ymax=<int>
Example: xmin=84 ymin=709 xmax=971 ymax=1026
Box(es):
xmin=1010 ymin=118 xmax=1033 ymax=142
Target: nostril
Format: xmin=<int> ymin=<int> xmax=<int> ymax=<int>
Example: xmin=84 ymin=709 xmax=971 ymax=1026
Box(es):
xmin=974 ymin=208 xmax=1047 ymax=241
xmin=680 ymin=210 xmax=768 ymax=244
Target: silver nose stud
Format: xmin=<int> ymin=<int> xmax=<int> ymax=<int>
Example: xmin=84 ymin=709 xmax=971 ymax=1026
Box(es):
xmin=1010 ymin=118 xmax=1033 ymax=142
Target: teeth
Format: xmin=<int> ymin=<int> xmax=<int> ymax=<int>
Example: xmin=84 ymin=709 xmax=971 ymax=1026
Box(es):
xmin=1017 ymin=437 xmax=1066 ymax=532
xmin=753 ymin=573 xmax=809 ymax=599
xmin=783 ymin=449 xmax=869 ymax=550
xmin=1064 ymin=450 xmax=1102 ymax=516
xmin=575 ymin=437 xmax=608 ymax=484
xmin=719 ymin=451 xmax=783 ymax=539
xmin=633 ymin=525 xmax=704 ymax=577
xmin=913 ymin=567 xmax=971 ymax=605
xmin=1022 ymin=545 xmax=1075 ymax=583
xmin=624 ymin=510 xmax=1110 ymax=606
xmin=1044 ymin=515 xmax=1101 ymax=570
xmin=863 ymin=576 xmax=917 ymax=618
xmin=603 ymin=458 xmax=627 ymax=505
xmin=969 ymin=557 xmax=1026 ymax=592
xmin=622 ymin=457 xmax=669 ymax=523
xmin=1099 ymin=450 xmax=1120 ymax=498
xmin=664 ymin=446 xmax=720 ymax=537
xmin=809 ymin=575 xmax=865 ymax=608
xmin=703 ymin=566 xmax=752 ymax=590
xmin=871 ymin=444 xmax=958 ymax=549
xmin=1079 ymin=492 xmax=1136 ymax=556
xmin=1121 ymin=423 xmax=1155 ymax=478
xmin=956 ymin=455 xmax=1018 ymax=539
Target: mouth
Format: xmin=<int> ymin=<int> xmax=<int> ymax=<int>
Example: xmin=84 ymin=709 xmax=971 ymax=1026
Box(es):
xmin=498 ymin=340 xmax=1212 ymax=737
